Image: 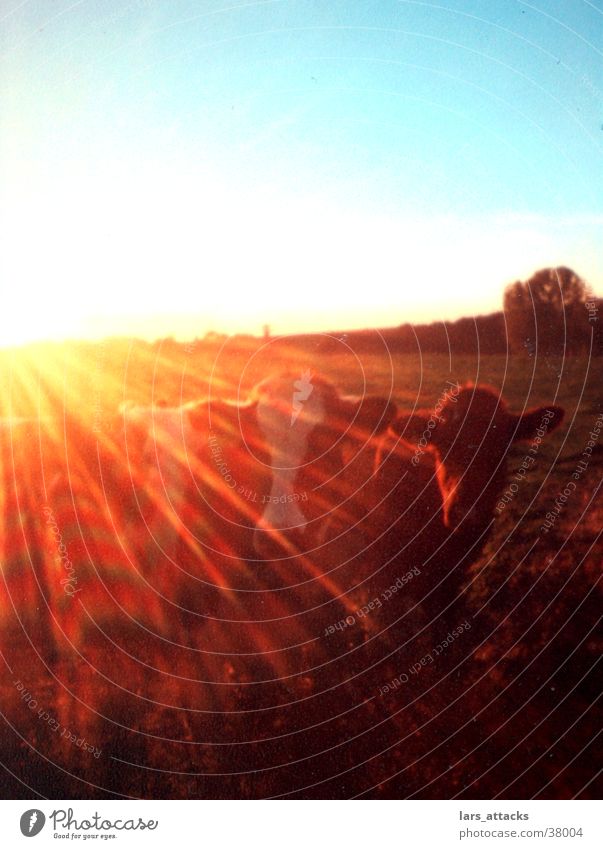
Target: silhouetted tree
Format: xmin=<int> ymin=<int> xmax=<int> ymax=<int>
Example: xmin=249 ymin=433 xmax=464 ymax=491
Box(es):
xmin=582 ymin=294 xmax=603 ymax=356
xmin=504 ymin=267 xmax=591 ymax=356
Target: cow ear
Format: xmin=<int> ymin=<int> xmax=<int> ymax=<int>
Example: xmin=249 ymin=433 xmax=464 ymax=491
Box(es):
xmin=391 ymin=413 xmax=429 ymax=443
xmin=341 ymin=396 xmax=398 ymax=437
xmin=512 ymin=405 xmax=565 ymax=442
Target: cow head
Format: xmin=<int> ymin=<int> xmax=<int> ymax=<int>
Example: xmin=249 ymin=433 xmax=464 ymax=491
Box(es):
xmin=246 ymin=374 xmax=397 ymax=560
xmin=392 ymin=384 xmax=564 ymax=531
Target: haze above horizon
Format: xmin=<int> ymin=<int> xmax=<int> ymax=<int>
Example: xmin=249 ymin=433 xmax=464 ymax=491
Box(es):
xmin=1 ymin=0 xmax=601 ymax=346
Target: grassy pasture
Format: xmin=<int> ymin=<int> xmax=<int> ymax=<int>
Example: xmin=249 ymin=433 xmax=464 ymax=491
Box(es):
xmin=0 ymin=341 xmax=600 ymax=799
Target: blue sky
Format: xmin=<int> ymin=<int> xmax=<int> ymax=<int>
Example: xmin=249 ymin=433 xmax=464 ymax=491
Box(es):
xmin=1 ymin=0 xmax=602 ymax=343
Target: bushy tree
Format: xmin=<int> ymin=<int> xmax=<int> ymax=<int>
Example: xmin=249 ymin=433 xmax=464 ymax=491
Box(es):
xmin=504 ymin=267 xmax=592 ymax=356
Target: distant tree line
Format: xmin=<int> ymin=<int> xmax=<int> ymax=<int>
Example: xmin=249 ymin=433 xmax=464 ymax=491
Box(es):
xmin=300 ymin=312 xmax=506 ymax=356
xmin=153 ymin=266 xmax=600 ymax=359
xmin=296 ymin=266 xmax=601 ymax=358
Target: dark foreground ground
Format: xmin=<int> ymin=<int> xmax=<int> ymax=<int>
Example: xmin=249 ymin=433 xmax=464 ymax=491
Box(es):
xmin=0 ymin=341 xmax=601 ymax=798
